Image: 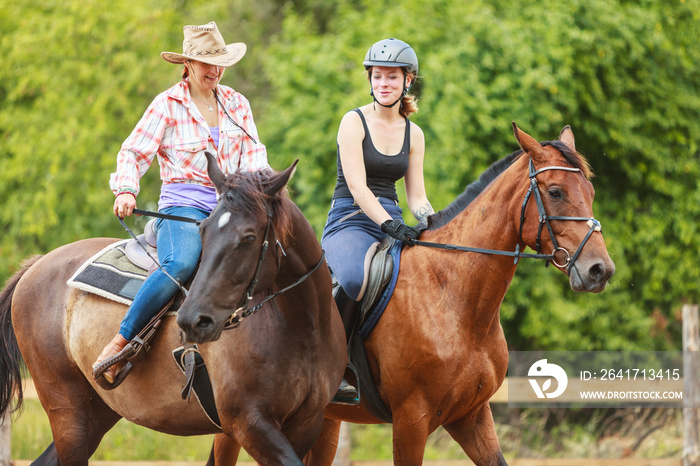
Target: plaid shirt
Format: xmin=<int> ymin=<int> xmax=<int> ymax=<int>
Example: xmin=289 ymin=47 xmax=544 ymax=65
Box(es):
xmin=109 ymin=79 xmax=269 ymax=196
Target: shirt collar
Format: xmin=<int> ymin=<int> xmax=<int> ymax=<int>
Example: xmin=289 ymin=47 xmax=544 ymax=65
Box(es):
xmin=167 ymin=78 xmax=223 ymax=107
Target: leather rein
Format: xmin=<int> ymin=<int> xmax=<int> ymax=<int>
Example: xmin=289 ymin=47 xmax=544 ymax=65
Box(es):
xmin=414 ymin=156 xmax=602 ymax=274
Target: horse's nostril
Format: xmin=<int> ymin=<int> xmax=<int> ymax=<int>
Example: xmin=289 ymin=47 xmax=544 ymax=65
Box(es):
xmin=196 ymin=315 xmax=214 ymax=331
xmin=589 ymin=263 xmax=605 ymax=281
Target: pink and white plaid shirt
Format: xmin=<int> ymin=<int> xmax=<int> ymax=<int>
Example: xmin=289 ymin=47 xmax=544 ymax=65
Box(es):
xmin=109 ymin=79 xmax=269 ymax=197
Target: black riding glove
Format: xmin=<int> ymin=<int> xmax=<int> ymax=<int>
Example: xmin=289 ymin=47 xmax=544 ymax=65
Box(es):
xmin=381 ymin=219 xmax=422 ymax=246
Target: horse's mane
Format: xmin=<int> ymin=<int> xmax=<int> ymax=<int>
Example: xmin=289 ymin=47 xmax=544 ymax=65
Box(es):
xmin=219 ymin=169 xmax=294 ymax=245
xmin=427 ymin=140 xmax=591 ymax=230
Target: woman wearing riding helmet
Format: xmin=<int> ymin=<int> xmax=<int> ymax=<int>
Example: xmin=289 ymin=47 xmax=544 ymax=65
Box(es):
xmin=321 ymin=38 xmax=433 ymax=402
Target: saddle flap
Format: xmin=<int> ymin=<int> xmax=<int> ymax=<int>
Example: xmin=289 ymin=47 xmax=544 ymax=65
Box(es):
xmin=359 ymin=237 xmax=396 ymax=318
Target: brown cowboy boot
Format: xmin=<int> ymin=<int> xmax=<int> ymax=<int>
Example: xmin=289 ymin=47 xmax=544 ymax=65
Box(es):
xmin=92 ymin=334 xmax=129 ymax=384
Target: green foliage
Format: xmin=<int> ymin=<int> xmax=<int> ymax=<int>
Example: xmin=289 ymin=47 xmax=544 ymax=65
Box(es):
xmin=259 ymin=0 xmax=700 ymax=350
xmin=0 ymin=0 xmax=182 ymax=274
xmin=0 ymin=0 xmax=698 ymax=354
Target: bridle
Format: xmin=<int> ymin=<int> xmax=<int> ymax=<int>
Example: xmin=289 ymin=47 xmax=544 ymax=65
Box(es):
xmin=518 ymin=156 xmax=602 ymax=273
xmin=415 ymin=149 xmax=602 ymax=274
xmin=222 ymin=205 xmax=325 ymax=330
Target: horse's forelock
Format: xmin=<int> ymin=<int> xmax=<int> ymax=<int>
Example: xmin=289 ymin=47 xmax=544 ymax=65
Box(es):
xmin=221 ymin=171 xmax=294 ymax=246
xmin=544 ymin=140 xmax=593 ymax=179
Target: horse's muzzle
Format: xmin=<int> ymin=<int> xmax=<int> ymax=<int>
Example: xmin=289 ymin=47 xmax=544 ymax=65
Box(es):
xmin=569 ymin=256 xmax=615 ymax=293
xmin=177 ymin=310 xmax=224 ymax=343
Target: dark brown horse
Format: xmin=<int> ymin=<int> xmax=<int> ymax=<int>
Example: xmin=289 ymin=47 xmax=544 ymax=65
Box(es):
xmin=212 ymin=123 xmax=615 ymax=465
xmin=0 ymin=159 xmax=346 ymax=465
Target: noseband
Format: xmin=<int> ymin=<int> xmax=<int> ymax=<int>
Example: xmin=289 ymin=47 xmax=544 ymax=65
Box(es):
xmin=415 ymin=152 xmax=602 ymax=273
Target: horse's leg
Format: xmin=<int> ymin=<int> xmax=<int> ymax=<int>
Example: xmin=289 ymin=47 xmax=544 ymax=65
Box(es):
xmin=228 ymin=414 xmax=305 ymax=466
xmin=391 ymin=409 xmax=432 ymax=465
xmin=207 ymin=433 xmax=242 ymax=466
xmin=32 ymin=368 xmax=121 ymax=465
xmin=443 ymin=403 xmax=507 ymax=466
xmin=304 ymin=417 xmax=342 ymax=466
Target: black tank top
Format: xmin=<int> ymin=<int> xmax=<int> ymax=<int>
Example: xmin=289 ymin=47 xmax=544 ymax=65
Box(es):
xmin=332 ymin=109 xmax=411 ymax=201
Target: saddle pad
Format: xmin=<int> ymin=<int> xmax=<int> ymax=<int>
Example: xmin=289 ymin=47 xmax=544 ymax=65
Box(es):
xmin=67 ymin=240 xmax=148 ymax=305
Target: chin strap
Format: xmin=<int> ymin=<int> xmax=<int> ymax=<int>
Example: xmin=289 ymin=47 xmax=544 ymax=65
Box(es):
xmin=371 ymin=90 xmax=405 ymax=109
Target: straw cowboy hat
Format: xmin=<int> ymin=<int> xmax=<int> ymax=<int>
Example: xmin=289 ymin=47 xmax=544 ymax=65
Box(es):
xmin=161 ymin=21 xmax=246 ymax=67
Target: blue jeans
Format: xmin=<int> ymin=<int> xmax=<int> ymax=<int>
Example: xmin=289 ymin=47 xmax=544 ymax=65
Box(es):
xmin=119 ymin=206 xmax=210 ymax=340
xmin=321 ymin=197 xmax=403 ymax=300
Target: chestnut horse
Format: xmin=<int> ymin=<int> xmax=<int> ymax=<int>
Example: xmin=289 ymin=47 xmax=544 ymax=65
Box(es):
xmin=212 ymin=123 xmax=616 ymax=464
xmin=0 ymin=159 xmax=346 ymax=465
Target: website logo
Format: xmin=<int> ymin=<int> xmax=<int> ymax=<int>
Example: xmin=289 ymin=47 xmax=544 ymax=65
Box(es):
xmin=528 ymin=358 xmax=568 ymax=399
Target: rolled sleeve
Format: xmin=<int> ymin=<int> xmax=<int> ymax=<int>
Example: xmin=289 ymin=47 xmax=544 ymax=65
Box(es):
xmin=109 ymin=99 xmax=169 ymax=196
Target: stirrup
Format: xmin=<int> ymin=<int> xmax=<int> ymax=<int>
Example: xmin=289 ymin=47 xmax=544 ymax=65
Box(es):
xmin=93 ymin=343 xmax=137 ymax=390
xmin=332 ymin=378 xmax=360 ymax=405
xmin=331 ymin=363 xmax=360 ymax=405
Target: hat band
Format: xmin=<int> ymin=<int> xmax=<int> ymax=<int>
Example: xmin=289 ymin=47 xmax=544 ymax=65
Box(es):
xmin=184 ymin=47 xmax=229 ymax=58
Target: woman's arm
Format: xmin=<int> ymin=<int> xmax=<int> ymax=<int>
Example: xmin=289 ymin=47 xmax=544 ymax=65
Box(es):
xmin=404 ymin=122 xmax=433 ymax=223
xmin=109 ymin=96 xmax=169 ymax=217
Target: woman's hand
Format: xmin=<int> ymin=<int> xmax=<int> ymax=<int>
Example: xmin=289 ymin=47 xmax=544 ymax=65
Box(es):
xmin=114 ymin=193 xmax=137 ymax=218
xmin=381 ymin=219 xmax=422 ymax=245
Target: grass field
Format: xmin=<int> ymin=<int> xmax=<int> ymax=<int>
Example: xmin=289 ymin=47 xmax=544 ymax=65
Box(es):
xmin=10 ymin=400 xmax=682 ymax=462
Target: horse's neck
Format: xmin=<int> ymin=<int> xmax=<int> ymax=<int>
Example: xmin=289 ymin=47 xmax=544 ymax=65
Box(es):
xmin=274 ymin=205 xmax=326 ymax=322
xmin=418 ymin=164 xmax=527 ymax=327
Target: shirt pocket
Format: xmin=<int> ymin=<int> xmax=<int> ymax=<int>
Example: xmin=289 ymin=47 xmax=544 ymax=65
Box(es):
xmin=173 ymin=137 xmax=208 ymax=167
xmin=224 ymin=130 xmax=242 ymax=154
xmin=221 ymin=130 xmax=243 ymax=171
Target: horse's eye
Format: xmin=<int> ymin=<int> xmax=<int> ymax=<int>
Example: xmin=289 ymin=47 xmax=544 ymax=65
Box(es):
xmin=549 ymin=188 xmax=562 ymax=199
xmin=243 ymin=235 xmax=256 ymax=244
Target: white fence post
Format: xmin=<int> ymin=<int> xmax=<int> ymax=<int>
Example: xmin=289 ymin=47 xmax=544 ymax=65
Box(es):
xmin=0 ymin=410 xmax=11 ymax=466
xmin=683 ymin=304 xmax=699 ymax=466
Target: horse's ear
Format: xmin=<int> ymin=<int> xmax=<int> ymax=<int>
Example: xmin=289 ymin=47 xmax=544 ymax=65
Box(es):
xmin=558 ymin=125 xmax=576 ymax=152
xmin=205 ymin=152 xmax=227 ymax=193
xmin=264 ymin=159 xmax=299 ymax=197
xmin=512 ymin=122 xmax=546 ymax=163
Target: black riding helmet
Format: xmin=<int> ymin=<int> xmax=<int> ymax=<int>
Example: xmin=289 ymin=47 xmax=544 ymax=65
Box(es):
xmin=363 ymin=38 xmax=418 ymax=108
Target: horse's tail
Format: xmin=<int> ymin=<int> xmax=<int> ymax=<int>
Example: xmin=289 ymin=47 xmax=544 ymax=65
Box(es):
xmin=0 ymin=255 xmax=42 ymax=415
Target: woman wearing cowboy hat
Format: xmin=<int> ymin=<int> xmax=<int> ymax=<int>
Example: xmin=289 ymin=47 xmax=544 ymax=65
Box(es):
xmin=93 ymin=21 xmax=269 ymax=385
xmin=321 ymin=38 xmax=434 ymax=402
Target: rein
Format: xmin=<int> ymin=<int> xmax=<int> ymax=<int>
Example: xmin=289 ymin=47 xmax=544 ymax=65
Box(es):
xmin=117 ymin=216 xmax=189 ymax=296
xmin=133 ymin=208 xmax=202 ymax=225
xmin=416 ymin=155 xmax=602 ymax=273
